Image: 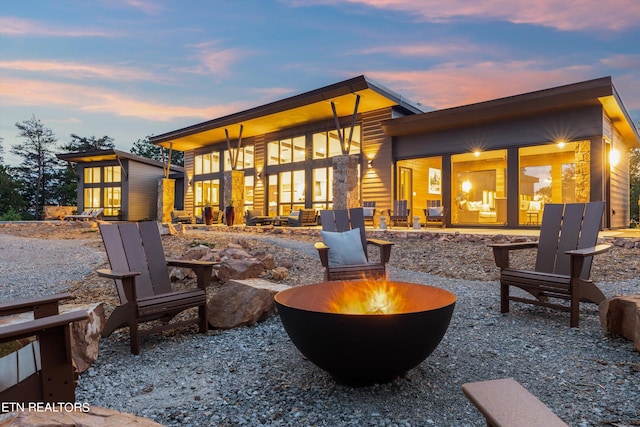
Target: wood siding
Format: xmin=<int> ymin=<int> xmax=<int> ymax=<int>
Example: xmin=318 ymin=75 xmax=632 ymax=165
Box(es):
xmin=362 ymin=108 xmax=394 ymax=214
xmin=127 ymin=161 xmax=165 ymax=221
xmin=610 ymin=127 xmax=629 ymax=227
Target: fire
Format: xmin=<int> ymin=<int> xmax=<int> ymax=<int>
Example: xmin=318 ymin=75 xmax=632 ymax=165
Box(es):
xmin=327 ymin=278 xmax=407 ymax=314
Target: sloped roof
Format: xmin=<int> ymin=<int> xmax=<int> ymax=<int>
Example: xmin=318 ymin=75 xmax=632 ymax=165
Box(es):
xmin=150 ymin=75 xmax=423 ymax=151
xmin=56 ymin=149 xmax=184 ymax=172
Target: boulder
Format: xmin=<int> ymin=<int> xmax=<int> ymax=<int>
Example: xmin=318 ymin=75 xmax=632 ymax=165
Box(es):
xmin=0 ymin=405 xmax=163 ymax=426
xmin=599 ymin=295 xmax=640 ymax=352
xmin=207 ymin=279 xmax=290 ymax=329
xmin=217 ymin=258 xmax=265 ymax=282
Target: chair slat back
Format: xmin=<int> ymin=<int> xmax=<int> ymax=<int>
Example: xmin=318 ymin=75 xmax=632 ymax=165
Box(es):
xmin=363 ymin=201 xmax=376 ymax=208
xmin=535 ymin=202 xmax=603 ymax=278
xmin=319 ymin=210 xmax=337 ymax=232
xmin=394 ymin=200 xmax=408 ymax=216
xmin=138 ymin=222 xmax=173 ymax=295
xmin=320 ymin=208 xmax=368 ymax=258
xmin=427 ymin=200 xmax=441 ymax=208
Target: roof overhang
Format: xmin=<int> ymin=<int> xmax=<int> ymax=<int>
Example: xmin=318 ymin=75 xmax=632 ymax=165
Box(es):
xmin=56 ymin=149 xmax=184 ymax=172
xmin=150 ymin=75 xmax=423 ymax=151
xmin=382 ymin=76 xmax=640 ymax=148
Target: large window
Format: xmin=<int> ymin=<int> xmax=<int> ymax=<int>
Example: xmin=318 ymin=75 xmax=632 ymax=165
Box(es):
xmin=194 ymin=152 xmax=220 ymax=175
xmin=244 ymin=175 xmax=254 ymax=210
xmin=312 ymin=126 xmax=361 ymax=159
xmin=104 ymin=166 xmax=121 ymax=183
xmin=83 ymin=187 xmax=101 ymax=210
xmin=452 ymin=150 xmax=507 ymax=225
xmin=518 ymin=141 xmax=586 ymax=225
xmin=103 ymin=187 xmax=121 ymax=216
xmin=224 ymin=144 xmax=254 ymax=170
xmin=312 ymin=167 xmax=333 ymax=210
xmin=268 ymin=170 xmax=305 ymax=215
xmin=267 ymin=137 xmax=305 ymax=165
xmin=194 ymin=179 xmax=220 ymax=218
xmin=84 ymin=167 xmax=101 ymax=184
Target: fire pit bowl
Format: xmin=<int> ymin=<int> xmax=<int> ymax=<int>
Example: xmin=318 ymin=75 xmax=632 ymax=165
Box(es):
xmin=275 ymin=280 xmax=456 ymax=385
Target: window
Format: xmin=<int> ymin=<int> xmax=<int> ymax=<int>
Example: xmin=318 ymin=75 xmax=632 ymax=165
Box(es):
xmin=451 ymin=149 xmax=507 ymax=225
xmin=312 ymin=126 xmax=361 ymax=159
xmin=273 ymin=170 xmax=305 ymax=215
xmin=267 ymin=137 xmax=305 ymax=165
xmin=244 ymin=175 xmax=254 ymax=210
xmin=104 ymin=166 xmax=121 ymax=183
xmin=103 ymin=187 xmax=121 ymax=216
xmin=518 ymin=142 xmax=585 ymax=224
xmin=84 ymin=167 xmax=100 ymax=183
xmin=195 ymin=152 xmax=221 ymax=175
xmin=312 ymin=167 xmax=333 ymax=210
xmin=194 ymin=179 xmax=220 ymax=218
xmin=224 ymin=144 xmax=254 ymax=170
xmin=83 ymin=187 xmax=100 ymax=210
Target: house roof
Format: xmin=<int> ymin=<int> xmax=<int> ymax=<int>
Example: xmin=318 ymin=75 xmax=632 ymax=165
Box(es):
xmin=381 ymin=76 xmax=640 ymax=147
xmin=150 ymin=75 xmax=423 ymax=151
xmin=56 ymin=149 xmax=185 ymax=172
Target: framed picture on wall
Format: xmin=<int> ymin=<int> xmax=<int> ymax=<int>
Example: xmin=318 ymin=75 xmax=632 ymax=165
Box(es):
xmin=429 ymin=168 xmax=441 ymax=194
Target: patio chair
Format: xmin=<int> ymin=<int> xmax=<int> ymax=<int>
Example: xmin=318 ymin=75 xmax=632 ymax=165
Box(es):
xmin=424 ymin=200 xmax=446 ymax=228
xmin=315 ymin=208 xmax=394 ymax=281
xmin=0 ymin=293 xmax=88 ymax=404
xmin=287 ymin=209 xmax=317 ymax=227
xmin=97 ymin=222 xmax=218 ymax=354
xmin=363 ymin=201 xmax=376 ymax=224
xmin=245 ymin=209 xmax=274 ymax=226
xmin=489 ymin=202 xmax=611 ymax=327
xmin=389 ymin=200 xmax=411 ymax=228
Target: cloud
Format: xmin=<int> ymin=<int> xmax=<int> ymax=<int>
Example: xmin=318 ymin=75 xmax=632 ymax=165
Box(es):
xmin=0 ymin=60 xmax=166 ymax=82
xmin=366 ymin=61 xmax=594 ymax=109
xmin=359 ymin=41 xmax=476 ymax=57
xmin=0 ymin=77 xmax=247 ymax=122
xmin=175 ymin=41 xmax=253 ymax=77
xmin=300 ymin=0 xmax=640 ymax=32
xmin=0 ymin=17 xmax=119 ymax=37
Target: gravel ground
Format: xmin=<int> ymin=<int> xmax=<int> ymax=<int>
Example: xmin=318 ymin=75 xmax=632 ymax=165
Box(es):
xmin=1 ymin=224 xmax=639 ymax=426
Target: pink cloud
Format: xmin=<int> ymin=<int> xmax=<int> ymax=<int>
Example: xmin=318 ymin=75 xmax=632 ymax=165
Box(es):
xmin=0 ymin=17 xmax=119 ymax=37
xmin=0 ymin=77 xmax=247 ymax=122
xmin=309 ymin=0 xmax=640 ymax=32
xmin=0 ymin=60 xmax=165 ymax=82
xmin=359 ymin=42 xmax=476 ymax=57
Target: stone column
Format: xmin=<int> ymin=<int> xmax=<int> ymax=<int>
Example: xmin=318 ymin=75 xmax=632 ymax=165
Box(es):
xmin=223 ymin=170 xmax=245 ymax=225
xmin=333 ymin=154 xmax=360 ymax=210
xmin=575 ymin=141 xmax=591 ymax=202
xmin=157 ymin=178 xmax=175 ymax=223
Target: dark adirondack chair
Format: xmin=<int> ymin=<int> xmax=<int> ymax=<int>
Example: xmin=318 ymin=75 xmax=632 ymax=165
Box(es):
xmin=315 ymin=208 xmax=394 ymax=281
xmin=0 ymin=293 xmax=88 ymax=404
xmin=489 ymin=202 xmax=611 ymax=327
xmin=424 ymin=200 xmax=446 ymax=228
xmin=389 ymin=200 xmax=411 ymax=228
xmin=363 ymin=201 xmax=376 ymax=224
xmin=98 ymin=222 xmax=218 ymax=354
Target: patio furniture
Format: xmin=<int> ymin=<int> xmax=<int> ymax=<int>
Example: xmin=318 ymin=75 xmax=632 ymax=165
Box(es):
xmin=424 ymin=200 xmax=445 ymax=228
xmin=64 ymin=208 xmax=104 ymax=221
xmin=363 ymin=201 xmax=376 ymax=224
xmin=489 ymin=202 xmax=610 ymax=327
xmin=171 ymin=210 xmax=193 ymax=224
xmin=245 ymin=209 xmax=274 ymax=226
xmin=315 ymin=208 xmax=394 ymax=281
xmin=0 ymin=293 xmax=88 ymax=404
xmin=462 ymin=378 xmax=568 ymax=427
xmin=97 ymin=222 xmax=218 ymax=354
xmin=389 ymin=200 xmax=411 ymax=228
xmin=287 ymin=209 xmax=317 ymax=227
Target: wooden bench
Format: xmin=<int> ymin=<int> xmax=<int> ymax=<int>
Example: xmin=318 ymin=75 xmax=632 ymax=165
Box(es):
xmin=462 ymin=378 xmax=567 ymax=427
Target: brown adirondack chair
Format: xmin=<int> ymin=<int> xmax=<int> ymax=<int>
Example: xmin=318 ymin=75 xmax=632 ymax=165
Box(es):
xmin=363 ymin=201 xmax=376 ymax=224
xmin=315 ymin=208 xmax=394 ymax=281
xmin=0 ymin=293 xmax=88 ymax=404
xmin=489 ymin=202 xmax=611 ymax=327
xmin=424 ymin=200 xmax=446 ymax=228
xmin=389 ymin=200 xmax=411 ymax=228
xmin=98 ymin=222 xmax=218 ymax=354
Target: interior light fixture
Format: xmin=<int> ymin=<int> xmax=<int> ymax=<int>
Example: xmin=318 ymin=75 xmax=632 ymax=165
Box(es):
xmin=473 ymin=150 xmax=481 ymax=157
xmin=462 ymin=180 xmax=472 ymax=192
xmin=557 ymin=141 xmax=566 ymax=148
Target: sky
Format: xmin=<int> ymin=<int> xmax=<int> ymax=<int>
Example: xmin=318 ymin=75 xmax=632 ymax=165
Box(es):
xmin=1 ymin=0 xmax=639 ymax=166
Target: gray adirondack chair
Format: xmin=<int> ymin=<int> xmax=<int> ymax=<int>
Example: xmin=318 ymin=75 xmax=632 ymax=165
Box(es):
xmin=98 ymin=222 xmax=217 ymax=354
xmin=489 ymin=202 xmax=611 ymax=327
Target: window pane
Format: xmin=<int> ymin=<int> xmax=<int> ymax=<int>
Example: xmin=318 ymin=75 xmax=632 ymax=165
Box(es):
xmin=348 ymin=125 xmax=361 ymax=155
xmin=83 ymin=188 xmax=100 ymax=209
xmin=280 ymin=139 xmax=292 ymax=164
xmin=243 ymin=145 xmax=254 ymax=169
xmin=267 ymin=141 xmax=279 ymax=165
xmin=292 ymin=136 xmax=305 ymax=163
xmin=84 ymin=167 xmax=100 ymax=183
xmin=313 ymin=133 xmax=327 ymax=159
xmin=293 ymin=170 xmax=305 ymax=203
xmin=328 ymin=131 xmax=342 ymax=157
xmin=244 ymin=175 xmax=254 ymax=209
xmin=211 ymin=152 xmax=220 ymax=173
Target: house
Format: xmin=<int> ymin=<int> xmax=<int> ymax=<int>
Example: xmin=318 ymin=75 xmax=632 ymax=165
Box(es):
xmin=56 ymin=149 xmax=184 ymax=221
xmin=150 ymin=75 xmax=639 ymax=228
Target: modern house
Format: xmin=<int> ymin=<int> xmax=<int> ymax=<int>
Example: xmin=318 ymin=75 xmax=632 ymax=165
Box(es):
xmin=149 ymin=75 xmax=639 ymax=228
xmin=56 ymin=149 xmax=185 ymax=222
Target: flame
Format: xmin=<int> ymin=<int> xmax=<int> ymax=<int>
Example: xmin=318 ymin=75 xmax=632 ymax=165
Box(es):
xmin=327 ymin=278 xmax=407 ymax=314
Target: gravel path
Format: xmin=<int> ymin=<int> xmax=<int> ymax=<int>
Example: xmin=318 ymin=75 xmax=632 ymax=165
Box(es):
xmin=1 ymin=231 xmax=639 ymax=426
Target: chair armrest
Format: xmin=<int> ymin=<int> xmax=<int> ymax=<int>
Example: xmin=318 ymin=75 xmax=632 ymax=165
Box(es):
xmin=97 ymin=269 xmax=141 ymax=303
xmin=314 ymin=242 xmax=330 ymax=267
xmin=565 ymin=244 xmax=612 ymax=257
xmin=167 ymin=259 xmax=219 ymax=290
xmin=0 ymin=310 xmax=88 ymax=343
xmin=96 ymin=269 xmax=140 ymax=279
xmin=366 ymin=239 xmax=394 ymax=263
xmin=489 ymin=241 xmax=539 ymax=269
xmin=0 ymin=293 xmax=72 ymax=317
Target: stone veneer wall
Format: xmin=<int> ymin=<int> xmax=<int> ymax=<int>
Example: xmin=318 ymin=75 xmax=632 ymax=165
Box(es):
xmin=224 ymin=170 xmax=245 ymax=224
xmin=157 ymin=178 xmax=175 ymax=223
xmin=575 ymin=141 xmax=591 ymax=202
xmin=332 ymin=154 xmax=360 ymax=210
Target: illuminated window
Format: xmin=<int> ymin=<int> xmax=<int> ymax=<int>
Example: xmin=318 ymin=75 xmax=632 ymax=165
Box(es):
xmin=244 ymin=175 xmax=254 ymax=210
xmin=312 ymin=167 xmax=333 ymax=210
xmin=275 ymin=170 xmax=305 ymax=215
xmin=195 ymin=152 xmax=220 ymax=175
xmin=83 ymin=187 xmax=101 ymax=210
xmin=312 ymin=126 xmax=361 ymax=159
xmin=84 ymin=167 xmax=101 ymax=183
xmin=103 ymin=187 xmax=121 ymax=216
xmin=194 ymin=179 xmax=220 ymax=218
xmin=224 ymin=144 xmax=254 ymax=171
xmin=104 ymin=166 xmax=121 ymax=183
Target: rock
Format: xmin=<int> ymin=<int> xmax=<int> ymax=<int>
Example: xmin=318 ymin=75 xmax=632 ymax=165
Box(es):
xmin=0 ymin=304 xmax=105 ymax=374
xmin=0 ymin=405 xmax=163 ymax=426
xmin=185 ymin=245 xmax=210 ymax=260
xmin=207 ymin=279 xmax=290 ymax=329
xmin=271 ymin=266 xmax=289 ymax=280
xmin=255 ymin=252 xmax=277 ymax=270
xmin=217 ymin=258 xmax=265 ymax=282
xmin=599 ymin=295 xmax=640 ymax=352
xmin=220 ymin=247 xmax=252 ymax=259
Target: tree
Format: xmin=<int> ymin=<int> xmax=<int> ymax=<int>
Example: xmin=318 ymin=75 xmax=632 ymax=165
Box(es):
xmin=60 ymin=134 xmax=115 ymax=152
xmin=0 ymin=138 xmax=26 ymax=218
xmin=11 ymin=115 xmax=59 ymax=219
xmin=131 ymin=136 xmax=184 ymax=167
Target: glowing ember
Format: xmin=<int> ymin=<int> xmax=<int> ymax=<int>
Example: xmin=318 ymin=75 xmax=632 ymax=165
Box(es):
xmin=328 ymin=279 xmax=407 ymax=314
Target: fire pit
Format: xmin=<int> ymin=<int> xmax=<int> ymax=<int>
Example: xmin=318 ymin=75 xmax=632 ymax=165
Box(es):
xmin=275 ymin=280 xmax=456 ymax=385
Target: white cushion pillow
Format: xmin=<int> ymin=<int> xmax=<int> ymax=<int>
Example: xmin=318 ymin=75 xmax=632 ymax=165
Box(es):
xmin=321 ymin=227 xmax=367 ymax=267
xmin=428 ymin=207 xmax=444 ymax=216
xmin=362 ymin=207 xmax=374 ymax=217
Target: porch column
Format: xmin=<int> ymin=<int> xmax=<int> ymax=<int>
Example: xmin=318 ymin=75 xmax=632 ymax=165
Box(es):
xmin=157 ymin=178 xmax=175 ymax=223
xmin=333 ymin=154 xmax=360 ymax=210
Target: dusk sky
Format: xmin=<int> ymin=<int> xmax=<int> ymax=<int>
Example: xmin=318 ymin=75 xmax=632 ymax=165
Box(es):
xmin=1 ymin=0 xmax=639 ymax=166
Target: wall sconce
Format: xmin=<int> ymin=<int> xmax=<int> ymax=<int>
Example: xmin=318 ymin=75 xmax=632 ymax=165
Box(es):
xmin=367 ymin=159 xmax=374 ymax=168
xmin=188 ymin=178 xmax=193 ymax=187
xmin=257 ymin=169 xmax=265 ymax=181
xmin=610 ymin=148 xmax=620 ymax=168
